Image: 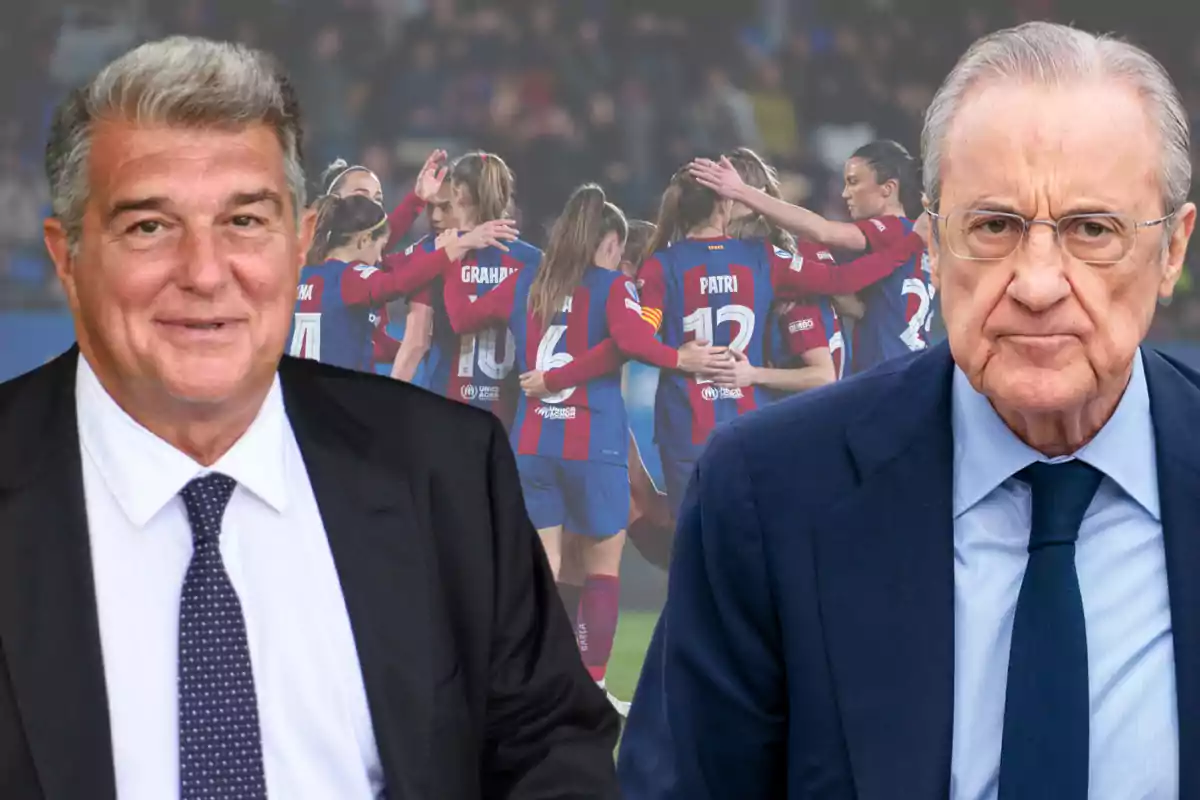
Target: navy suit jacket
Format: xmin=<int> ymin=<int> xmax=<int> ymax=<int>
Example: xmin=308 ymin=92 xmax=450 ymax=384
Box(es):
xmin=618 ymin=342 xmax=1200 ymax=799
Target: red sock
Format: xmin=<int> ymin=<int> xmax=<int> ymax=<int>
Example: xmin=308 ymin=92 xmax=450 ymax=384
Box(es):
xmin=578 ymin=574 xmax=621 ymax=682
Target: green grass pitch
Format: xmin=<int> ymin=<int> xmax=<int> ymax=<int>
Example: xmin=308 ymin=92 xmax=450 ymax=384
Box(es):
xmin=605 ymin=610 xmax=659 ymax=702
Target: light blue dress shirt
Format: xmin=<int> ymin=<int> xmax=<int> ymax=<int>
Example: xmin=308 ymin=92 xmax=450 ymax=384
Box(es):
xmin=949 ymin=349 xmax=1178 ymax=800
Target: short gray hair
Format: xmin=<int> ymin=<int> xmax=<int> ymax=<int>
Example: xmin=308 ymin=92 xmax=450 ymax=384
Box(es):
xmin=922 ymin=21 xmax=1191 ymax=215
xmin=45 ymin=36 xmax=306 ymax=250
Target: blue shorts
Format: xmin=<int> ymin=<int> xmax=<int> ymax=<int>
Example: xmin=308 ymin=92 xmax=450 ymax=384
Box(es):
xmin=516 ymin=455 xmax=630 ymax=538
xmin=658 ymin=449 xmax=699 ymax=521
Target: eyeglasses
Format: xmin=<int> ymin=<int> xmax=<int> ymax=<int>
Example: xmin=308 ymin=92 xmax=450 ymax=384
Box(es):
xmin=926 ymin=208 xmax=1175 ymax=264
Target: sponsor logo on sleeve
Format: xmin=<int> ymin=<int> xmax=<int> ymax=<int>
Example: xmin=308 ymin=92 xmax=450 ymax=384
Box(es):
xmin=405 ymin=243 xmax=416 ymax=256
xmin=817 ymin=250 xmax=835 ymax=261
xmin=789 ymin=255 xmax=804 ymax=272
xmin=625 ymin=281 xmax=640 ymax=302
xmin=789 ymin=317 xmax=815 ymax=333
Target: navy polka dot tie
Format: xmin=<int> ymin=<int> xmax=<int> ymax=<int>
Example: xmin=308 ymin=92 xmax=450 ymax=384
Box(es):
xmin=178 ymin=473 xmax=268 ymax=799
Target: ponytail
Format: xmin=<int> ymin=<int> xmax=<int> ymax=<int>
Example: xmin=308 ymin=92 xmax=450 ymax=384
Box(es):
xmin=307 ymin=194 xmax=389 ymax=264
xmin=530 ymin=183 xmax=628 ymax=328
xmin=306 ymin=194 xmax=339 ymax=263
xmin=645 ymin=167 xmax=719 ymax=260
xmin=450 ymin=151 xmax=515 ymax=223
xmin=623 ymin=220 xmax=657 ymax=273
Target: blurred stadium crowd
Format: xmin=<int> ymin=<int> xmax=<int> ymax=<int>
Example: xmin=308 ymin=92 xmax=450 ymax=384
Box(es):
xmin=1 ymin=0 xmax=1198 ymax=335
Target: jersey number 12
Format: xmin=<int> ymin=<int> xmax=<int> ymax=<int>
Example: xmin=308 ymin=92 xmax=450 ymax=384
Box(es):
xmin=682 ymin=304 xmax=755 ymax=384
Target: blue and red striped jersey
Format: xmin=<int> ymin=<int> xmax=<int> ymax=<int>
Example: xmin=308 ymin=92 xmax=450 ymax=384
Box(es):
xmin=509 ymin=265 xmax=635 ymax=465
xmin=290 ymin=240 xmax=450 ymax=372
xmin=289 ymin=259 xmax=379 ymax=371
xmin=639 ymin=237 xmax=785 ymax=456
xmin=850 ymin=215 xmax=937 ymax=374
xmin=370 ymin=304 xmax=399 ymax=365
xmin=767 ymin=297 xmax=845 ymax=377
xmin=425 ymin=238 xmax=542 ymax=428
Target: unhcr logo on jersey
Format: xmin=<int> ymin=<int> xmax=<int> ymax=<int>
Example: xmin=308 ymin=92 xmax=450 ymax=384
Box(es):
xmin=700 ymin=385 xmax=743 ymax=401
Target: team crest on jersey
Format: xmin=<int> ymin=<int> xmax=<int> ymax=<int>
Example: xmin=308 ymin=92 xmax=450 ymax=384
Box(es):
xmin=789 ymin=255 xmax=804 ymax=272
xmin=871 ymin=218 xmax=888 ymax=232
xmin=817 ymin=250 xmax=835 ymax=261
xmin=354 ymin=265 xmax=380 ymax=279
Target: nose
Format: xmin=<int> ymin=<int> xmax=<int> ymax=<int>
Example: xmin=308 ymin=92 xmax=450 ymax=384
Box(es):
xmin=1006 ymin=226 xmax=1071 ymax=312
xmin=841 ymin=186 xmax=851 ymax=200
xmin=178 ymin=225 xmax=228 ymax=295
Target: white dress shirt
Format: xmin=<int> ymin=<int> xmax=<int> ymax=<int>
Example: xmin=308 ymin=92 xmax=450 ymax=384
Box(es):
xmin=949 ymin=349 xmax=1178 ymax=799
xmin=76 ymin=356 xmax=385 ymax=799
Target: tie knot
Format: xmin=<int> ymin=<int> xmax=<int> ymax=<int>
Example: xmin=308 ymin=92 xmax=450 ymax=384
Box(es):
xmin=180 ymin=473 xmax=237 ymax=543
xmin=1017 ymin=460 xmax=1102 ymax=550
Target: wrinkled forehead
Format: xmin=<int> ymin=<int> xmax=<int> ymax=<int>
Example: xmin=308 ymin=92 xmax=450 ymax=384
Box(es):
xmin=939 ymin=80 xmax=1163 ymax=213
xmin=87 ymin=120 xmax=292 ymax=215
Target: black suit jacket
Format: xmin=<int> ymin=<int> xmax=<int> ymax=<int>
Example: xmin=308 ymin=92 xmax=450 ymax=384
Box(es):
xmin=0 ymin=349 xmax=620 ymax=800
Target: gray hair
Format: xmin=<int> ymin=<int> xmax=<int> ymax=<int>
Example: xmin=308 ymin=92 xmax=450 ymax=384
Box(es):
xmin=922 ymin=21 xmax=1191 ymax=216
xmin=45 ymin=36 xmax=306 ymax=251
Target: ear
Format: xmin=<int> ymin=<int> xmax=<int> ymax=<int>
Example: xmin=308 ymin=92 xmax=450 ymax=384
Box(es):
xmin=44 ymin=217 xmax=80 ymax=312
xmin=882 ymin=178 xmax=899 ymax=199
xmin=1159 ymin=201 xmax=1196 ymax=300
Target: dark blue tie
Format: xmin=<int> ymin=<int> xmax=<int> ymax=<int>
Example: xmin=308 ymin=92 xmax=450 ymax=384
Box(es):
xmin=178 ymin=473 xmax=268 ymax=800
xmin=998 ymin=460 xmax=1102 ymax=800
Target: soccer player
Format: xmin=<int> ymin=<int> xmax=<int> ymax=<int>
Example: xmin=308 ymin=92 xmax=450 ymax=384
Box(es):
xmin=722 ymin=148 xmax=839 ymax=397
xmin=289 ymin=194 xmax=515 ymax=371
xmin=388 ymin=178 xmax=457 ymax=384
xmin=690 ymin=139 xmax=935 ymax=375
xmin=423 ymin=152 xmax=542 ymax=428
xmin=439 ymin=185 xmax=724 ymax=711
xmin=318 ymin=151 xmax=449 ymax=378
xmin=639 ymin=167 xmax=924 ymax=514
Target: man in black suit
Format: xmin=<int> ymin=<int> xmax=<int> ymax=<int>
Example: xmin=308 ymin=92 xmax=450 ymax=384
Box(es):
xmin=0 ymin=35 xmax=618 ymax=800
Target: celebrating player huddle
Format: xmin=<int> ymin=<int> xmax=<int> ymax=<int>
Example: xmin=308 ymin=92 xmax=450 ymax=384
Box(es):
xmin=288 ymin=141 xmax=935 ymax=713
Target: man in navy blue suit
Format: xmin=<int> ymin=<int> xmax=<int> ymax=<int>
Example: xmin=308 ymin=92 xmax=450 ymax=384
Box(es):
xmin=620 ymin=21 xmax=1200 ymax=800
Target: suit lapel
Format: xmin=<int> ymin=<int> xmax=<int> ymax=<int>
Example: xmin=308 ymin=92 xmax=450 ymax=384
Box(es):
xmin=1144 ymin=349 xmax=1200 ymax=800
xmin=0 ymin=348 xmax=117 ymax=800
xmin=280 ymin=359 xmax=436 ymax=800
xmin=813 ymin=345 xmax=956 ymax=800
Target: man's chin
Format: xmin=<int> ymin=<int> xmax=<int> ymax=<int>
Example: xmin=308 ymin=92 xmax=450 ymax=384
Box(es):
xmin=157 ymin=354 xmax=265 ymax=407
xmin=985 ymin=364 xmax=1096 ymax=416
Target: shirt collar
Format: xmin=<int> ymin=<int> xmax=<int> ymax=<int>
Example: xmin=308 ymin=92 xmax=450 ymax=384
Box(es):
xmin=75 ymin=355 xmax=289 ymax=528
xmin=951 ymin=347 xmax=1159 ymax=520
